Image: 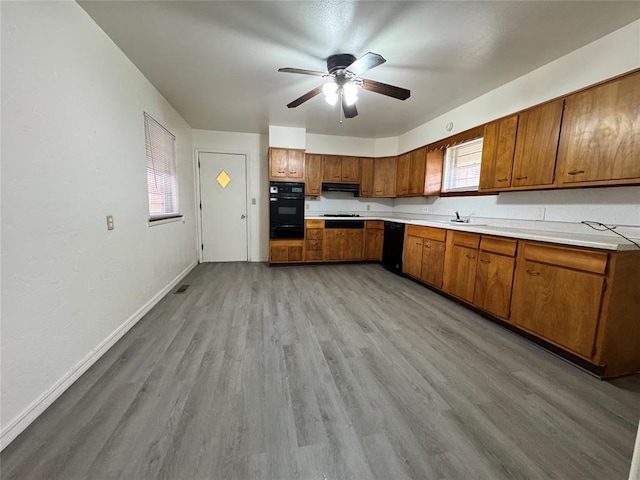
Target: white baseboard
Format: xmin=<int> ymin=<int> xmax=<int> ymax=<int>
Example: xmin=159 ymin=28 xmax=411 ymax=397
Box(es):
xmin=0 ymin=259 xmax=198 ymax=451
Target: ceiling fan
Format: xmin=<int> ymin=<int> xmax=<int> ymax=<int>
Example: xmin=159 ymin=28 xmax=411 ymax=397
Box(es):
xmin=278 ymin=52 xmax=410 ymax=120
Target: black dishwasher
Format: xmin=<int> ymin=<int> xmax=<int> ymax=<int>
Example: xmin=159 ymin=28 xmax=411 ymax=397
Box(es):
xmin=382 ymin=221 xmax=405 ymax=275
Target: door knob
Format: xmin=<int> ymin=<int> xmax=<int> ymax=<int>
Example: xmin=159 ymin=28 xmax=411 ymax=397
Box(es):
xmin=240 ymin=214 xmax=246 ymax=219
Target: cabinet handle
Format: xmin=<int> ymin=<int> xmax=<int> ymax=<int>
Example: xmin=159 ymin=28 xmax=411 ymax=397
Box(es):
xmin=375 ymin=190 xmax=383 ymax=194
xmin=415 ymin=242 xmax=422 ymax=246
xmin=424 ymin=243 xmax=431 ymax=249
xmin=526 ymin=269 xmax=541 ymax=276
xmin=466 ymin=254 xmax=476 ymax=259
xmin=480 ymin=259 xmax=490 ymax=264
xmin=568 ymin=169 xmax=585 ymax=175
xmin=497 ymin=178 xmax=508 ymax=182
xmin=515 ymin=176 xmax=528 ymax=180
xmin=277 ymin=170 xmax=286 ymax=173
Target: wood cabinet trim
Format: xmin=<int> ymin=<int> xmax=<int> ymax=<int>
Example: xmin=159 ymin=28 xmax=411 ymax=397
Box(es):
xmin=521 ymin=242 xmax=608 ymax=274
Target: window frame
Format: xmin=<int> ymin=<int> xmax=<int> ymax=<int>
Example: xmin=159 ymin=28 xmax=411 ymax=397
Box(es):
xmin=441 ymin=137 xmax=484 ymax=194
xmin=144 ymin=112 xmax=182 ymax=223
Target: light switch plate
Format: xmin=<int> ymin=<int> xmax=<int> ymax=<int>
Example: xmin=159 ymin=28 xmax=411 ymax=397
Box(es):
xmin=106 ymin=215 xmax=114 ymax=230
xmin=535 ymin=208 xmax=546 ymax=221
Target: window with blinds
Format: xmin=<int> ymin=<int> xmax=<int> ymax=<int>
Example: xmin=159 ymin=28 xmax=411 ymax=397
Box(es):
xmin=144 ymin=113 xmax=179 ymax=220
xmin=442 ymin=137 xmax=484 ymax=193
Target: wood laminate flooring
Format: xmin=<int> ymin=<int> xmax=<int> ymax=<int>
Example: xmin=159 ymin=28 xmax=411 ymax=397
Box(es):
xmin=2 ymin=262 xmax=640 ymax=480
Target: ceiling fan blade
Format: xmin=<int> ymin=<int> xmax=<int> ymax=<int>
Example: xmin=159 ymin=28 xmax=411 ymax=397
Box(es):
xmin=345 ymin=52 xmax=386 ymax=77
xmin=342 ymin=96 xmax=358 ymax=119
xmin=278 ymin=67 xmax=328 ymax=77
xmin=360 ymin=78 xmax=411 ymax=100
xmin=287 ymin=85 xmax=323 ymax=108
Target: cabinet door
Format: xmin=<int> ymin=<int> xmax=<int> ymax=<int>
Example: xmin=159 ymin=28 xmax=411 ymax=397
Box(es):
xmin=324 ymin=230 xmax=345 ymax=260
xmin=365 ymin=229 xmax=383 ymax=260
xmin=403 ymin=235 xmax=424 ymax=278
xmin=395 ymin=153 xmax=410 ymax=196
xmin=270 ymin=148 xmax=289 ymax=179
xmin=374 ymin=157 xmax=397 ymax=197
xmin=556 ymin=73 xmax=640 ymax=185
xmin=408 ymin=148 xmax=427 ymax=195
xmin=287 ymin=150 xmax=304 ymax=179
xmin=424 ymin=150 xmax=443 ymax=196
xmin=420 ymin=240 xmax=446 ymax=289
xmin=323 ymin=156 xmax=342 ymax=182
xmin=473 ymin=251 xmax=515 ymax=319
xmin=511 ymin=260 xmax=604 ymax=358
xmin=270 ymin=245 xmax=288 ymax=263
xmin=342 ymin=157 xmax=361 ymax=182
xmin=360 ymin=157 xmax=374 ymax=197
xmin=511 ymin=100 xmax=563 ymax=187
xmin=479 ymin=115 xmax=518 ymax=190
xmin=445 ymin=244 xmax=478 ymax=302
xmin=345 ymin=230 xmax=364 ymax=260
xmin=305 ymin=154 xmax=323 ymax=196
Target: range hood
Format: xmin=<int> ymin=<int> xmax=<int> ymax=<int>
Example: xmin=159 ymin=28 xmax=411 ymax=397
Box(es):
xmin=322 ymin=183 xmax=360 ymax=194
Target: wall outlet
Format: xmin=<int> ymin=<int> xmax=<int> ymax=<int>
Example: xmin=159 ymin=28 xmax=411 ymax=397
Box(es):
xmin=305 ymin=203 xmax=309 ymax=210
xmin=423 ymin=206 xmax=429 ymax=213
xmin=366 ymin=204 xmax=371 ymax=211
xmin=535 ymin=207 xmax=546 ymax=221
xmin=251 ymin=198 xmax=256 ymax=205
xmin=106 ymin=215 xmax=114 ymax=230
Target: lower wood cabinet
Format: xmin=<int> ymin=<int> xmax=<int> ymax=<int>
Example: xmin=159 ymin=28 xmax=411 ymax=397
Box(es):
xmin=269 ymin=240 xmax=304 ymax=264
xmin=443 ymin=231 xmax=480 ymax=303
xmin=305 ymin=219 xmax=324 ymax=261
xmin=324 ymin=229 xmax=364 ymax=261
xmin=365 ymin=221 xmax=384 ymax=260
xmin=403 ymin=225 xmax=447 ymax=288
xmin=473 ymin=237 xmax=517 ymax=320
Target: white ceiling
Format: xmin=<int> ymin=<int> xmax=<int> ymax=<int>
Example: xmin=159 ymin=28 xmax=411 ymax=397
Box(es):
xmin=78 ymin=1 xmax=640 ymax=139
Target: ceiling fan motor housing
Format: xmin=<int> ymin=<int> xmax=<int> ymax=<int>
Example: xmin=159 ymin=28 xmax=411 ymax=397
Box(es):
xmin=327 ymin=54 xmax=356 ymax=74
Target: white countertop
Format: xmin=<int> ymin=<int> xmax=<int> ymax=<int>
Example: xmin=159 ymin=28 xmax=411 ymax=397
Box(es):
xmin=305 ymin=215 xmax=640 ymax=251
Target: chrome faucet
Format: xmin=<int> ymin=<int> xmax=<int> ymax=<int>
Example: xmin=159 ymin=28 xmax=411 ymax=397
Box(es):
xmin=452 ymin=211 xmax=469 ymax=223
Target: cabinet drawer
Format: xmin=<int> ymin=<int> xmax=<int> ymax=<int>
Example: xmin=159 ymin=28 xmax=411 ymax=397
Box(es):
xmin=306 ymin=219 xmax=324 ymax=229
xmin=366 ymin=220 xmax=384 ymax=230
xmin=306 ymin=239 xmax=322 ymax=251
xmin=450 ymin=231 xmax=480 ymax=249
xmin=306 ymin=228 xmax=323 ymax=240
xmin=480 ymin=236 xmax=517 ymax=257
xmin=306 ymin=250 xmax=323 ymax=261
xmin=406 ymin=225 xmax=447 ymax=242
xmin=521 ymin=242 xmax=608 ymax=274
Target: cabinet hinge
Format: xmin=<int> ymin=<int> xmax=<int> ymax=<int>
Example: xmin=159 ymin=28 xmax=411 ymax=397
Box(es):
xmin=199 ymin=202 xmax=202 ymax=210
xmin=198 ymin=160 xmax=200 ymax=168
xmin=201 ymin=243 xmax=204 ymax=251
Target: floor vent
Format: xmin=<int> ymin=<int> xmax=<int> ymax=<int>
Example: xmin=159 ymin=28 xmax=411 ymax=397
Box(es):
xmin=175 ymin=285 xmax=189 ymax=294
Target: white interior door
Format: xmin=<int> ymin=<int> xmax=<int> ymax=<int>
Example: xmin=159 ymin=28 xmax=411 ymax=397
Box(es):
xmin=199 ymin=152 xmax=248 ymax=262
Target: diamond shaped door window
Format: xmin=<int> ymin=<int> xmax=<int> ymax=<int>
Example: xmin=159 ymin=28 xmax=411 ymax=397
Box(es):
xmin=216 ymin=170 xmax=231 ymax=188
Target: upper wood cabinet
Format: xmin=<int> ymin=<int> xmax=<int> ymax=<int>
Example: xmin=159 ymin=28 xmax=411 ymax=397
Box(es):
xmin=305 ymin=154 xmax=323 ymax=196
xmin=408 ymin=148 xmax=427 ymax=195
xmin=360 ymin=157 xmax=374 ymax=197
xmin=269 ymin=148 xmax=305 ymax=182
xmin=424 ymin=149 xmax=444 ymax=196
xmin=373 ymin=156 xmax=396 ymax=197
xmin=479 ymin=115 xmax=518 ymax=191
xmin=395 ymin=153 xmax=410 ymax=196
xmin=511 ymin=99 xmax=564 ymax=188
xmin=323 ymin=155 xmax=360 ymax=183
xmin=556 ymin=71 xmax=640 ymax=186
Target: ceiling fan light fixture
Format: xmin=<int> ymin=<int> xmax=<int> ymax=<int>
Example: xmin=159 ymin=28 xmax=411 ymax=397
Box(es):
xmin=343 ymin=82 xmax=358 ymax=106
xmin=322 ymin=82 xmax=339 ymax=105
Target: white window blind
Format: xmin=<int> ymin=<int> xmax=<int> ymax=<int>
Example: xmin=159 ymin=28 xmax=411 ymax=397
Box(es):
xmin=442 ymin=137 xmax=484 ymax=193
xmin=144 ymin=113 xmax=179 ymax=219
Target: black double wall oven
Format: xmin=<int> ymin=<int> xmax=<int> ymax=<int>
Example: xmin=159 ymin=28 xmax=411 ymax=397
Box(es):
xmin=269 ymin=181 xmax=305 ymax=239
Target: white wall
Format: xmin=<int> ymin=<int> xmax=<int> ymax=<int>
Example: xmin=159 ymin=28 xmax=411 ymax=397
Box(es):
xmin=1 ymin=2 xmax=197 ymax=448
xmin=398 ymin=19 xmax=640 ymax=153
xmin=305 ymin=193 xmax=394 ymax=215
xmin=306 ymin=133 xmax=376 ymax=156
xmin=192 ymin=130 xmax=269 ymax=261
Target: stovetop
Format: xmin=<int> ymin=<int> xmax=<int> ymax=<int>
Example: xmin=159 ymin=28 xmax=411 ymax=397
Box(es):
xmin=322 ymin=214 xmax=362 ymax=217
